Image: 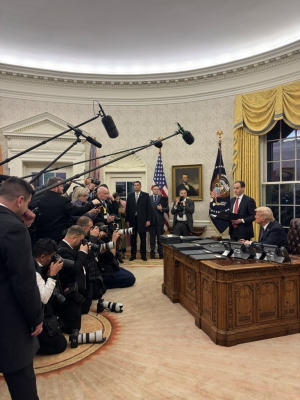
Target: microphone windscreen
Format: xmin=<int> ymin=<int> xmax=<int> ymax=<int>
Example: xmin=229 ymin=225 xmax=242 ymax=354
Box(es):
xmin=86 ymin=136 xmax=102 ymax=149
xmin=182 ymin=131 xmax=194 ymax=145
xmin=154 ymin=141 xmax=163 ymax=148
xmin=102 ymin=115 xmax=119 ymax=139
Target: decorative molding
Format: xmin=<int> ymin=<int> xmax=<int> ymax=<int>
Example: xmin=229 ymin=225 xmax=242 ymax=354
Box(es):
xmin=0 ymin=42 xmax=299 ymax=104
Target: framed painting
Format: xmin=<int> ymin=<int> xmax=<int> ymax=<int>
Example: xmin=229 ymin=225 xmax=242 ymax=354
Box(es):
xmin=172 ymin=164 xmax=203 ymax=201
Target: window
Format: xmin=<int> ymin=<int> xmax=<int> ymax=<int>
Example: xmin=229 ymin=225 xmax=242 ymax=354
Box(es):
xmin=262 ymin=121 xmax=300 ymax=232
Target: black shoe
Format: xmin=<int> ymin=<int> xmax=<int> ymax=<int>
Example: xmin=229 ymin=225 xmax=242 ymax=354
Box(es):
xmin=129 ymin=256 xmax=136 ymax=261
xmin=150 ymin=254 xmax=155 ymax=259
xmin=69 ymin=330 xmax=79 ymax=348
xmin=118 ymin=258 xmax=124 ymax=263
xmin=141 ymin=256 xmax=147 ymax=261
xmin=159 ymin=254 xmax=164 ymax=259
xmin=97 ymin=300 xmax=105 ymax=314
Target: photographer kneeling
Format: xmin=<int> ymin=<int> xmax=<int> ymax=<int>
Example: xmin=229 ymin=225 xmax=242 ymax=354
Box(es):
xmin=55 ymin=225 xmax=89 ymax=341
xmin=95 ymin=222 xmax=136 ymax=290
xmin=33 ymin=238 xmax=67 ymax=355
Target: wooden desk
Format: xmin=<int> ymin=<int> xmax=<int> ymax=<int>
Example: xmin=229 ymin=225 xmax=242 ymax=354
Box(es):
xmin=162 ymin=244 xmax=300 ymax=346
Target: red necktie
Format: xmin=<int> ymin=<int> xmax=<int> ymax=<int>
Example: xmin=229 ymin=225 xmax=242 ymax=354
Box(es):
xmin=232 ymin=197 xmax=239 ymax=228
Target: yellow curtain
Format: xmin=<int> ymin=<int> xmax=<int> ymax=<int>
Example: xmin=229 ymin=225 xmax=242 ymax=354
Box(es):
xmin=0 ymin=146 xmax=3 ymax=175
xmin=233 ymin=81 xmax=300 ymax=240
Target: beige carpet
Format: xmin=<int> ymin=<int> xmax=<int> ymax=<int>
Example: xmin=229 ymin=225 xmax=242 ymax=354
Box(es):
xmin=1 ymin=258 xmax=300 ymax=400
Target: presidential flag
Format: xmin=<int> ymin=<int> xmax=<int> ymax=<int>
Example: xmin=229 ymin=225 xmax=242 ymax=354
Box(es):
xmin=209 ymin=141 xmax=230 ymax=234
xmin=152 ymin=150 xmax=169 ymax=231
xmin=89 ymin=143 xmax=100 ymax=182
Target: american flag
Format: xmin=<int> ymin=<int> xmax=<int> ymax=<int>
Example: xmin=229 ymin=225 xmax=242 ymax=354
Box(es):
xmin=152 ymin=150 xmax=169 ymax=231
xmin=89 ymin=143 xmax=100 ymax=181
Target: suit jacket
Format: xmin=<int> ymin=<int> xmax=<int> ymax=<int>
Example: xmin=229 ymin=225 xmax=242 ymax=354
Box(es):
xmin=125 ymin=191 xmax=152 ymax=233
xmin=57 ymin=240 xmax=88 ymax=293
xmin=229 ymin=195 xmax=256 ymax=240
xmin=260 ymin=221 xmax=289 ymax=249
xmin=150 ymin=195 xmax=169 ymax=226
xmin=176 ymin=183 xmax=198 ymax=197
xmin=33 ymin=190 xmax=94 ymax=244
xmin=0 ymin=206 xmax=43 ymax=373
xmin=171 ymin=198 xmax=194 ymax=233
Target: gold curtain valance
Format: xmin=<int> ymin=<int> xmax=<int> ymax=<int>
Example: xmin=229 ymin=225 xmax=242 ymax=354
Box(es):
xmin=234 ymin=82 xmax=300 ymax=135
xmin=233 ymin=81 xmax=300 ymax=240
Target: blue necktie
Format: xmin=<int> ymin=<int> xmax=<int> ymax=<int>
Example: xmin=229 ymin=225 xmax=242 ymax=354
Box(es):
xmin=154 ymin=195 xmax=157 ymax=203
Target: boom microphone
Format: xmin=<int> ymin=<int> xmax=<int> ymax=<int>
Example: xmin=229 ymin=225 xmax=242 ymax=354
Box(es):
xmin=85 ymin=136 xmax=102 ymax=149
xmin=150 ymin=140 xmax=163 ymax=148
xmin=67 ymin=124 xmax=102 ymax=148
xmin=176 ymin=123 xmax=194 ymax=145
xmin=98 ymin=104 xmax=119 ymax=139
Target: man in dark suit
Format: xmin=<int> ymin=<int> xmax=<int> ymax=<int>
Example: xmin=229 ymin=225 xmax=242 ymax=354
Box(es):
xmin=33 ymin=177 xmax=101 ymax=244
xmin=55 ymin=225 xmax=89 ymax=343
xmin=125 ymin=181 xmax=152 ymax=261
xmin=0 ymin=177 xmax=43 ymax=400
xmin=171 ymin=189 xmax=194 ymax=236
xmin=229 ymin=180 xmax=256 ymax=241
xmin=241 ymin=207 xmax=289 ymax=249
xmin=176 ymin=174 xmax=198 ymax=196
xmin=149 ymin=185 xmax=169 ymax=259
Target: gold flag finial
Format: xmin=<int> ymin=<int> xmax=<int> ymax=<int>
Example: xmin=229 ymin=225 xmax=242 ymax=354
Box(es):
xmin=217 ymin=131 xmax=223 ymax=140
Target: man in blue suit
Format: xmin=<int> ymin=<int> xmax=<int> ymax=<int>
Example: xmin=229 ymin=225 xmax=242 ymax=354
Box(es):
xmin=242 ymin=207 xmax=289 ymax=249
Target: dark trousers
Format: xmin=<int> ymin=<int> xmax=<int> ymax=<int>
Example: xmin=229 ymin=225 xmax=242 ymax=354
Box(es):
xmin=130 ymin=218 xmax=147 ymax=257
xmin=149 ymin=224 xmax=164 ymax=256
xmin=54 ymin=300 xmax=82 ymax=333
xmin=173 ymin=221 xmax=190 ymax=236
xmin=3 ymin=361 xmax=39 ymax=400
xmin=104 ymin=267 xmax=136 ymax=289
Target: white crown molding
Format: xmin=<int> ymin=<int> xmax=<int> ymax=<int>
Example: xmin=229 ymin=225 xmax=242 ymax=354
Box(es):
xmin=0 ymin=42 xmax=299 ymax=104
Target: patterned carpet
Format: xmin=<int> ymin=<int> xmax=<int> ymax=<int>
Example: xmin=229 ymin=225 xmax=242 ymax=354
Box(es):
xmin=1 ymin=258 xmax=300 ymax=400
xmin=34 ymin=312 xmax=112 ymax=374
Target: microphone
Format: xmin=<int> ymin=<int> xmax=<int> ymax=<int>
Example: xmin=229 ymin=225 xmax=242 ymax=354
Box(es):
xmin=86 ymin=136 xmax=102 ymax=149
xmin=150 ymin=140 xmax=163 ymax=149
xmin=67 ymin=124 xmax=102 ymax=148
xmin=98 ymin=104 xmax=119 ymax=139
xmin=176 ymin=123 xmax=194 ymax=145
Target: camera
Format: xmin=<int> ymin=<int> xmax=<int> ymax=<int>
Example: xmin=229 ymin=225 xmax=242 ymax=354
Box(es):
xmin=91 ymin=179 xmax=100 ymax=186
xmin=109 ymin=214 xmax=121 ymax=223
xmin=98 ymin=225 xmax=108 ymax=232
xmin=116 ymin=227 xmax=135 ymax=235
xmin=99 ymin=241 xmax=115 ymax=251
xmin=53 ymin=254 xmax=74 ymax=269
xmin=51 ymin=287 xmax=66 ymax=306
xmin=81 ymin=238 xmax=99 ymax=252
xmin=64 ymin=282 xmax=86 ymax=305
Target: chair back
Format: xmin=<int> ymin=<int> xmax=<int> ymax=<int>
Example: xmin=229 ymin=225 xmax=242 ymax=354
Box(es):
xmin=287 ymin=218 xmax=300 ymax=254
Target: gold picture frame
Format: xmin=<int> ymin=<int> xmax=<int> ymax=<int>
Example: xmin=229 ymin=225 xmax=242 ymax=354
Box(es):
xmin=172 ymin=164 xmax=203 ymax=201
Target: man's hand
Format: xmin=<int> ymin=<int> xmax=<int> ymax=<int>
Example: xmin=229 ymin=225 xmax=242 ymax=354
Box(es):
xmin=89 ymin=208 xmax=100 ymax=216
xmin=231 ymin=219 xmax=242 ymax=225
xmin=80 ymin=242 xmax=90 ymax=253
xmin=20 ymin=209 xmax=36 ymax=227
xmin=48 ymin=258 xmax=63 ymax=276
xmin=112 ymin=231 xmax=120 ymax=242
xmin=107 ymin=215 xmax=115 ymax=223
xmin=90 ymin=226 xmax=99 ymax=237
xmin=157 ymin=204 xmax=162 ymax=211
xmin=91 ymin=199 xmax=101 ymax=206
xmin=31 ymin=322 xmax=43 ymax=337
xmin=145 ymin=221 xmax=150 ymax=227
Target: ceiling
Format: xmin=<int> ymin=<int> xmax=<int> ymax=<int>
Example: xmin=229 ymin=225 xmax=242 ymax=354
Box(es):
xmin=1 ymin=0 xmax=300 ymax=76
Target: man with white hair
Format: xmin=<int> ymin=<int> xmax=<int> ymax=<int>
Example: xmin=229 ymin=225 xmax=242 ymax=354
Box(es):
xmin=241 ymin=206 xmax=289 ymax=249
